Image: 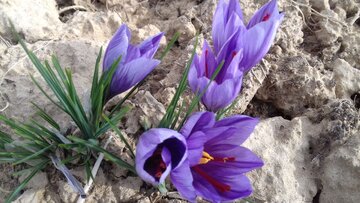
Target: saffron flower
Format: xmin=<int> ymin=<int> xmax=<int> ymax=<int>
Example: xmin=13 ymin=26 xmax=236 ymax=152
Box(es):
xmin=135 ymin=128 xmax=187 ymax=185
xmin=103 ymin=24 xmax=163 ymax=99
xmin=171 ymin=112 xmax=263 ymax=202
xmin=188 ymin=40 xmax=244 ymax=112
xmin=212 ymin=0 xmax=284 ymax=72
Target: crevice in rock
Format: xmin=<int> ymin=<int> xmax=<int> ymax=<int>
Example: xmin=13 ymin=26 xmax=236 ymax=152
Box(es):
xmin=244 ymin=97 xmax=292 ymax=120
xmin=312 ymin=188 xmax=322 ymax=203
xmin=350 ymin=92 xmax=360 ymax=109
xmin=356 ymin=17 xmax=360 ymax=27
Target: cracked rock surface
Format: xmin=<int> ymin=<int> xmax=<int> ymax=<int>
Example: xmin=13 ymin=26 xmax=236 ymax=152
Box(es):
xmin=1 ymin=0 xmax=359 ymax=202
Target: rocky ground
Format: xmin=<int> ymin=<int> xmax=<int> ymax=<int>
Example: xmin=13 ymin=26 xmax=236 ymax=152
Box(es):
xmin=0 ymin=0 xmax=359 ymax=202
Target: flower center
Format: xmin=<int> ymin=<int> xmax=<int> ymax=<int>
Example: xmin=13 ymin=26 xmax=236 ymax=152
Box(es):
xmin=192 ymin=166 xmax=231 ymax=192
xmin=199 ymin=151 xmax=214 ymax=164
xmin=262 ymin=13 xmax=271 ymax=21
xmin=144 ymin=147 xmax=167 ymax=181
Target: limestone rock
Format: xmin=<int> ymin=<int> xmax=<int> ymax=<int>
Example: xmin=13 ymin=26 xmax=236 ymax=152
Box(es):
xmin=0 ymin=40 xmax=100 ymax=126
xmin=63 ymin=11 xmax=122 ymax=42
xmin=245 ymin=117 xmax=319 ymax=202
xmin=320 ymin=134 xmax=360 ymax=203
xmin=0 ymin=0 xmax=62 ymax=42
xmin=332 ymin=59 xmax=360 ymax=98
xmin=256 ymin=55 xmax=336 ymax=115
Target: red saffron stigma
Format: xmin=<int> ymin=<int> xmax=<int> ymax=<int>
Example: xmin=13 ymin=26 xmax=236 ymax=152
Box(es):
xmin=148 ymin=147 xmax=167 ymax=180
xmin=205 ymin=49 xmax=209 ymax=77
xmin=232 ymin=51 xmax=237 ymax=59
xmin=262 ymin=13 xmax=271 ymax=21
xmin=193 ymin=166 xmax=231 ymax=192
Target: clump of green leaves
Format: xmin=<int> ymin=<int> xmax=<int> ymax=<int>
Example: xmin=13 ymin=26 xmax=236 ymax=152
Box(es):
xmin=0 ymin=23 xmax=178 ymax=202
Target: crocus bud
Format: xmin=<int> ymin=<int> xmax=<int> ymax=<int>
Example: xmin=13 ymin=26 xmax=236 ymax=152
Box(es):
xmin=188 ymin=40 xmax=243 ymax=112
xmin=103 ymin=24 xmax=164 ymax=99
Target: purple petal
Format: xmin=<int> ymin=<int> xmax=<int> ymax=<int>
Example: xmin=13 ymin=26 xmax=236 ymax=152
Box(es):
xmin=216 ymin=48 xmax=243 ymax=83
xmin=180 ymin=112 xmax=215 ymax=138
xmin=125 ymin=45 xmax=141 ymax=63
xmin=202 ymin=78 xmax=242 ymax=112
xmin=188 ymin=74 xmax=210 ymax=97
xmin=137 ymin=32 xmax=164 ymax=58
xmin=204 ymin=127 xmax=247 ymax=147
xmin=192 ymin=165 xmax=253 ymax=202
xmin=204 ymin=144 xmax=264 ymax=174
xmin=212 ymin=0 xmax=244 ymax=54
xmin=199 ymin=40 xmax=217 ymax=78
xmin=109 ymin=57 xmax=160 ymax=97
xmin=170 ymin=160 xmax=197 ymax=202
xmin=239 ymin=13 xmax=284 ymax=71
xmin=188 ymin=56 xmax=201 ymax=93
xmin=135 ymin=128 xmax=187 ymax=185
xmin=186 ymin=131 xmax=207 ymax=166
xmin=202 ymin=115 xmax=258 ymax=146
xmin=215 ymin=114 xmax=259 ymax=129
xmin=103 ymin=24 xmax=131 ymax=71
xmin=247 ymin=0 xmax=279 ymax=29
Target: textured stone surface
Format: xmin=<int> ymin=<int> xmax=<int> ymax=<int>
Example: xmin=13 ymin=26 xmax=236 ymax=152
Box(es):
xmin=245 ymin=117 xmax=319 ymax=202
xmin=1 ymin=0 xmax=360 ymax=202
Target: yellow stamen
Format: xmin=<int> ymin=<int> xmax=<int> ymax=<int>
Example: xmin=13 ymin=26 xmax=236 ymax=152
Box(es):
xmin=199 ymin=151 xmax=214 ymax=164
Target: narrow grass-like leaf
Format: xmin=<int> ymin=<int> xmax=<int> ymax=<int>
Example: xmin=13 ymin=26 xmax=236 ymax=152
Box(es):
xmin=102 ymin=114 xmax=135 ymax=159
xmin=29 ymin=75 xmax=65 ymax=111
xmin=68 ymin=136 xmax=136 ymax=174
xmin=0 ymin=130 xmax=13 ymax=143
xmin=216 ymin=97 xmax=239 ymax=120
xmin=32 ymin=102 xmax=60 ymax=131
xmin=85 ymin=160 xmax=94 ymax=182
xmin=159 ymin=32 xmax=180 ymax=61
xmin=5 ymin=159 xmax=49 ymax=203
xmin=159 ymin=35 xmax=199 ymax=128
xmin=91 ymin=48 xmax=102 ymax=101
xmin=170 ymin=100 xmax=186 ymax=129
xmin=0 ymin=115 xmax=43 ymax=143
xmin=108 ymin=82 xmax=140 ymax=117
xmin=95 ymin=106 xmax=130 ymax=137
xmin=13 ymin=144 xmax=53 ymax=165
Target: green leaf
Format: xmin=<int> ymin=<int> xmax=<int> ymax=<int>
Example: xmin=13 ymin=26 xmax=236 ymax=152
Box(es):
xmin=102 ymin=114 xmax=135 ymax=159
xmin=159 ymin=32 xmax=180 ymax=61
xmin=95 ymin=105 xmax=130 ymax=137
xmin=68 ymin=136 xmax=136 ymax=174
xmin=0 ymin=115 xmax=43 ymax=143
xmin=159 ymin=35 xmax=199 ymax=128
xmin=0 ymin=130 xmax=13 ymax=144
xmin=32 ymin=103 xmax=60 ymax=131
xmin=5 ymin=159 xmax=48 ymax=203
xmin=13 ymin=144 xmax=53 ymax=165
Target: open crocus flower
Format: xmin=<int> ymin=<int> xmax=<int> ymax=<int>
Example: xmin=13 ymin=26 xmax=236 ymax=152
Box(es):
xmin=188 ymin=40 xmax=244 ymax=112
xmin=135 ymin=128 xmax=187 ymax=186
xmin=213 ymin=0 xmax=284 ymax=72
xmin=171 ymin=112 xmax=263 ymax=202
xmin=103 ymin=24 xmax=164 ymax=99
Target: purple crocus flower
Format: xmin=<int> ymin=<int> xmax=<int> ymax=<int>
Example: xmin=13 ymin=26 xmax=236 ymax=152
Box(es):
xmin=135 ymin=128 xmax=187 ymax=186
xmin=212 ymin=0 xmax=284 ymax=72
xmin=188 ymin=0 xmax=283 ymax=112
xmin=171 ymin=112 xmax=263 ymax=202
xmin=103 ymin=24 xmax=164 ymax=99
xmin=188 ymin=40 xmax=244 ymax=112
